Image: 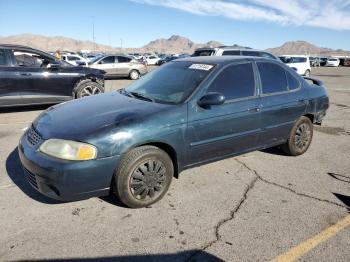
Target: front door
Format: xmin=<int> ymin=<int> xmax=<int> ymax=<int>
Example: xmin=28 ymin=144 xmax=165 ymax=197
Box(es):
xmin=186 ymin=62 xmax=261 ymax=166
xmin=0 ymin=48 xmax=22 ymax=106
xmin=10 ymin=48 xmax=74 ymax=104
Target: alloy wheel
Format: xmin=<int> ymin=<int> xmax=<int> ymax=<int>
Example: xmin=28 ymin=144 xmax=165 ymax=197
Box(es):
xmin=294 ymin=123 xmax=311 ymax=151
xmin=81 ymin=85 xmax=102 ymax=97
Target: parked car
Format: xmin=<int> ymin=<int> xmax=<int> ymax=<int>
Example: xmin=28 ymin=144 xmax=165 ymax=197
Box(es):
xmin=192 ymin=47 xmax=279 ymax=60
xmin=279 ymin=55 xmax=311 ymax=76
xmin=343 ymin=58 xmax=350 ymax=67
xmin=326 ymin=58 xmax=340 ymax=67
xmin=157 ymin=55 xmax=177 ymax=65
xmin=320 ymin=57 xmax=328 ymax=66
xmin=309 ymin=57 xmax=321 ymax=67
xmin=61 ymin=54 xmax=88 ymax=66
xmin=145 ymin=55 xmax=161 ymax=65
xmin=89 ymin=55 xmax=147 ymax=80
xmin=18 ymin=56 xmax=329 ymax=208
xmin=0 ymin=44 xmax=105 ymax=107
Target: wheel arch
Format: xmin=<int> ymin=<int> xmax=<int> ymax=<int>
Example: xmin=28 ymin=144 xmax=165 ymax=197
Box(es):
xmin=73 ymin=76 xmax=104 ymax=98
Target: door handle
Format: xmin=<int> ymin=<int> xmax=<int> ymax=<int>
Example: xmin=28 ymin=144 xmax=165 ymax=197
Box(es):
xmin=20 ymin=73 xmax=32 ymax=76
xmin=248 ymin=107 xmax=260 ymax=113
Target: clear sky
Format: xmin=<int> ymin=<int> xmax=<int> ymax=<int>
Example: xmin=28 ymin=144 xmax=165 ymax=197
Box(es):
xmin=0 ymin=0 xmax=349 ymax=50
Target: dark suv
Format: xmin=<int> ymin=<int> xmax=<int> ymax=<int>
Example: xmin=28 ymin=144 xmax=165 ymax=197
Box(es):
xmin=0 ymin=44 xmax=105 ymax=107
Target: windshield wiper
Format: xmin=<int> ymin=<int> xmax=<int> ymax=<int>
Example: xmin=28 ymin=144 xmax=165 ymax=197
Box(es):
xmin=129 ymin=92 xmax=155 ymax=102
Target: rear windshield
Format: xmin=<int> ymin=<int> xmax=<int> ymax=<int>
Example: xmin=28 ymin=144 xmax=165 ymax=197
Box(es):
xmin=125 ymin=61 xmax=214 ymax=104
xmin=192 ymin=50 xmax=215 ymax=57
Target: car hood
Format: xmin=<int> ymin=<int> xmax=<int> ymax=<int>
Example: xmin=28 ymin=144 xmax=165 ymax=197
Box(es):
xmin=61 ymin=65 xmax=105 ymax=76
xmin=33 ymin=92 xmax=174 ymax=141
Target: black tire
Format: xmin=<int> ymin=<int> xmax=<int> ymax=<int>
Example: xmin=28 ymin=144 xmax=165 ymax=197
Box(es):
xmin=282 ymin=116 xmax=313 ymax=156
xmin=74 ymin=79 xmax=104 ymax=98
xmin=113 ymin=146 xmax=174 ymax=208
xmin=304 ymin=70 xmax=311 ymax=77
xmin=129 ymin=70 xmax=140 ymax=80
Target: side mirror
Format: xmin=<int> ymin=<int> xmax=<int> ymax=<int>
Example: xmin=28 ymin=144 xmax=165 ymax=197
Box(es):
xmin=47 ymin=62 xmax=60 ymax=69
xmin=198 ymin=92 xmax=225 ymax=108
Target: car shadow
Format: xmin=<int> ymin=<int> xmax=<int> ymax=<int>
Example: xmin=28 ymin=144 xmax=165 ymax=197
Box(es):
xmin=17 ymin=250 xmax=223 ymax=262
xmin=333 ymin=193 xmax=350 ymax=211
xmin=0 ymin=104 xmax=52 ymax=113
xmin=6 ymin=148 xmax=62 ymax=204
xmin=260 ymin=146 xmax=289 ymax=156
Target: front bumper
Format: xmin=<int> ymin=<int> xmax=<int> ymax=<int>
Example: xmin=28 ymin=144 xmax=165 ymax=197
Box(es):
xmin=18 ymin=133 xmax=120 ymax=201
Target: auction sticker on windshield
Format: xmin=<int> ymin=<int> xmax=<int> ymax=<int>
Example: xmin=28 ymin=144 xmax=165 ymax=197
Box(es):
xmin=189 ymin=64 xmax=213 ymax=71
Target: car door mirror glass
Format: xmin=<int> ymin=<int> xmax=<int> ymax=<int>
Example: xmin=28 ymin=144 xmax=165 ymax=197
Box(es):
xmin=47 ymin=62 xmax=60 ymax=69
xmin=198 ymin=92 xmax=225 ymax=108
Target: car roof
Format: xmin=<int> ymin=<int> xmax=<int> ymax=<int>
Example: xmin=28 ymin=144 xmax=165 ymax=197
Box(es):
xmin=194 ymin=47 xmax=263 ymax=52
xmin=279 ymin=55 xmax=309 ymax=58
xmin=174 ymin=55 xmax=274 ymax=65
xmin=0 ymin=43 xmax=44 ymax=52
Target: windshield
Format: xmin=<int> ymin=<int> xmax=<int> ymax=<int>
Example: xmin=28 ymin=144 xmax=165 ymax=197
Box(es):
xmin=125 ymin=61 xmax=215 ymax=104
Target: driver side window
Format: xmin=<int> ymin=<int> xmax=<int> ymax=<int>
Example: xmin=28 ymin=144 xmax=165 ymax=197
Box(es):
xmin=12 ymin=49 xmax=55 ymax=68
xmin=207 ymin=63 xmax=256 ymax=101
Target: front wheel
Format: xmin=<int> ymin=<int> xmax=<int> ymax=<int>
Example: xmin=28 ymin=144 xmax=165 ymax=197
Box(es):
xmin=75 ymin=79 xmax=103 ymax=98
xmin=113 ymin=146 xmax=174 ymax=208
xmin=282 ymin=116 xmax=313 ymax=156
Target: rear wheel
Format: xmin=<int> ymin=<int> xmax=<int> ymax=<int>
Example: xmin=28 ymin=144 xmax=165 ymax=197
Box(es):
xmin=129 ymin=70 xmax=140 ymax=80
xmin=282 ymin=116 xmax=313 ymax=156
xmin=304 ymin=70 xmax=311 ymax=77
xmin=113 ymin=146 xmax=174 ymax=208
xmin=75 ymin=79 xmax=103 ymax=98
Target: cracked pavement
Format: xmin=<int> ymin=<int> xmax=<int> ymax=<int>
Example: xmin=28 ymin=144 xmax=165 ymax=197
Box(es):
xmin=0 ymin=67 xmax=349 ymax=261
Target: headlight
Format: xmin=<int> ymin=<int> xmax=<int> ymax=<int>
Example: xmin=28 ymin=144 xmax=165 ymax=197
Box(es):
xmin=39 ymin=139 xmax=97 ymax=161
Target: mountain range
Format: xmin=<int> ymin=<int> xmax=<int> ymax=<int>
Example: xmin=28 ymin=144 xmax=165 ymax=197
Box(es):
xmin=0 ymin=34 xmax=349 ymax=56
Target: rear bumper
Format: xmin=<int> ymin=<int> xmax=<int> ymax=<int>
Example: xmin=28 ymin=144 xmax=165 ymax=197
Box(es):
xmin=18 ymin=135 xmax=120 ymax=201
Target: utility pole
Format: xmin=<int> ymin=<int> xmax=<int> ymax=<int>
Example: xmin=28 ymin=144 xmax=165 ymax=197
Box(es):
xmin=92 ymin=16 xmax=95 ymax=52
xmin=120 ymin=38 xmax=123 ymax=53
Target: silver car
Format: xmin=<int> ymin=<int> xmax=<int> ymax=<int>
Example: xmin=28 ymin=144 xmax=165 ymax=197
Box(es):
xmin=89 ymin=55 xmax=147 ymax=80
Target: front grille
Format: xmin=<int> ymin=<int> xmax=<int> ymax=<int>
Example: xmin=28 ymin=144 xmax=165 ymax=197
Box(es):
xmin=26 ymin=126 xmax=42 ymax=146
xmin=23 ymin=168 xmax=38 ymax=189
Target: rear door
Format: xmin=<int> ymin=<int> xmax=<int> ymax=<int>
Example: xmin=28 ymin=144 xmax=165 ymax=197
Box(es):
xmin=0 ymin=48 xmax=22 ymax=106
xmin=187 ymin=62 xmax=261 ymax=165
xmin=257 ymin=61 xmax=307 ymax=146
xmin=115 ymin=56 xmax=132 ymax=76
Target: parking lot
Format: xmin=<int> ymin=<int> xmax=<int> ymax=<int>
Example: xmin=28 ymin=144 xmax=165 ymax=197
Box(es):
xmin=0 ymin=67 xmax=349 ymax=261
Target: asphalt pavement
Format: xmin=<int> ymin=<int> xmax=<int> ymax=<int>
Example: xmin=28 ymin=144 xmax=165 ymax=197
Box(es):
xmin=0 ymin=67 xmax=349 ymax=261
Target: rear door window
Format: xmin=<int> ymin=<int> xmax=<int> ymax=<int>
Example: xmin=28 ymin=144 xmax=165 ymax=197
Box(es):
xmin=222 ymin=50 xmax=240 ymax=56
xmin=260 ymin=52 xmax=276 ymax=59
xmin=257 ymin=62 xmax=288 ymax=94
xmin=0 ymin=49 xmax=8 ymax=65
xmin=193 ymin=50 xmax=215 ymax=56
xmin=100 ymin=56 xmax=115 ymax=64
xmin=242 ymin=50 xmax=259 ymax=57
xmin=208 ymin=62 xmax=255 ymax=100
xmin=286 ymin=70 xmax=300 ymax=90
xmin=118 ymin=56 xmax=131 ymax=63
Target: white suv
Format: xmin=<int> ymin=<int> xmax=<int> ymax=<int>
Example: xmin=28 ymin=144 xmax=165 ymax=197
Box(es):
xmin=279 ymin=55 xmax=311 ymax=76
xmin=326 ymin=58 xmax=340 ymax=67
xmin=192 ymin=47 xmax=279 ymax=60
xmin=62 ymin=54 xmax=88 ymax=66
